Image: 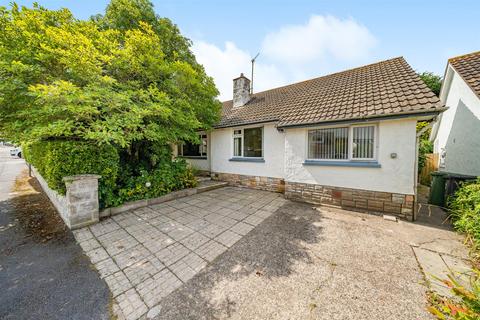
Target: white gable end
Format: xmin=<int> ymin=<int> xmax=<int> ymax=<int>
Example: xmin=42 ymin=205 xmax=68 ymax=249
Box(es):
xmin=432 ymin=65 xmax=480 ymax=176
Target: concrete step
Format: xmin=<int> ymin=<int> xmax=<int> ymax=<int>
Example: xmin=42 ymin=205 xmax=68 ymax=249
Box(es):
xmin=196 ymin=180 xmax=228 ymax=193
xmin=195 ymin=176 xmax=212 ymax=183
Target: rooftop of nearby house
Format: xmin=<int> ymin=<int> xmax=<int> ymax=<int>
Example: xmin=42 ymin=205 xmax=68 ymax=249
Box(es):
xmin=216 ymin=57 xmax=444 ymax=129
xmin=448 ymin=51 xmax=480 ymax=99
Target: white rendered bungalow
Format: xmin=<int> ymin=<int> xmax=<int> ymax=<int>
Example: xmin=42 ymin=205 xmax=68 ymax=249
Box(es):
xmin=431 ymin=51 xmax=480 ymax=176
xmin=178 ymin=57 xmax=444 ymax=221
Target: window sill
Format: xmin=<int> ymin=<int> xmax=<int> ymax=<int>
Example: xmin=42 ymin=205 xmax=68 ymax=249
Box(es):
xmin=303 ymin=160 xmax=381 ymax=168
xmin=229 ymin=157 xmax=265 ymax=163
xmin=179 ymin=156 xmax=207 ymax=160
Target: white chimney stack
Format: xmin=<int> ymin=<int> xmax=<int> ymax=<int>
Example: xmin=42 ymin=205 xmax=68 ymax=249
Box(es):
xmin=233 ymin=73 xmax=251 ymax=108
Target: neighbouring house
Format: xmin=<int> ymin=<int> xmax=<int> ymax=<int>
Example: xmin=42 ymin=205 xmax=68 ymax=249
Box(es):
xmin=431 ymin=51 xmax=480 ymax=177
xmin=177 ymin=57 xmax=444 ymax=221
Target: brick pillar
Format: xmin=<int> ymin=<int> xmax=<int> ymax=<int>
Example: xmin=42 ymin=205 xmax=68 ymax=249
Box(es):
xmin=63 ymin=174 xmax=101 ymax=229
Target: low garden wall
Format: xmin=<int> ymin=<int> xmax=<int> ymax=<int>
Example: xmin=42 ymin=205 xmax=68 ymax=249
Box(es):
xmin=32 ymin=164 xmax=218 ymax=229
xmin=31 ymin=166 xmax=100 ymax=229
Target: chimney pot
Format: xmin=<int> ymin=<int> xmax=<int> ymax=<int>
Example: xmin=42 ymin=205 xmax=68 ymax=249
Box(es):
xmin=233 ymin=73 xmax=250 ymax=108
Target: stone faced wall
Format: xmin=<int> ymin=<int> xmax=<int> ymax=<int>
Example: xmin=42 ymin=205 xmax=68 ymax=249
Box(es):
xmin=31 ymin=166 xmax=100 ymax=229
xmin=212 ymin=172 xmax=285 ymax=193
xmin=285 ymin=181 xmax=415 ymax=221
xmin=63 ymin=175 xmax=100 ymax=228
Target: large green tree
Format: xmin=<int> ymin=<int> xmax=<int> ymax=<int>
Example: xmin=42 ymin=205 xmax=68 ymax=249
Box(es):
xmin=96 ymin=0 xmax=198 ymax=67
xmin=0 ymin=2 xmax=221 ymax=151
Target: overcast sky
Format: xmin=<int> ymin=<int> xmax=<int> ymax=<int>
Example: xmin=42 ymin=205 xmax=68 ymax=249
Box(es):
xmin=3 ymin=0 xmax=479 ymax=100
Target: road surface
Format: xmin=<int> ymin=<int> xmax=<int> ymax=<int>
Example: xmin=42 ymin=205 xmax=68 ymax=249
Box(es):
xmin=0 ymin=146 xmax=111 ymax=320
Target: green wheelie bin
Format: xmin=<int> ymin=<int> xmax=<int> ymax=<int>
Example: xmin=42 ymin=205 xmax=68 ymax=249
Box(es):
xmin=429 ymin=171 xmax=447 ymax=206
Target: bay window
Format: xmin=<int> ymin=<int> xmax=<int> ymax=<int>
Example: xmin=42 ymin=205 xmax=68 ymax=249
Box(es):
xmin=308 ymin=125 xmax=376 ymax=161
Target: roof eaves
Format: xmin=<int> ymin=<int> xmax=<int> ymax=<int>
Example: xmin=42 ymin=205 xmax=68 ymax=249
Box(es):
xmin=277 ymin=107 xmax=447 ymax=129
xmin=213 ymin=119 xmax=280 ymax=129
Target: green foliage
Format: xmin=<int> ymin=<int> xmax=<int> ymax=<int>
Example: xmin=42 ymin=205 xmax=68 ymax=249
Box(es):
xmin=417 ymin=121 xmax=434 ymax=181
xmin=429 ymin=269 xmax=480 ymax=319
xmin=99 ymin=0 xmax=198 ymax=66
xmin=23 ymin=140 xmax=119 ymax=208
xmin=0 ymin=2 xmax=221 ymax=147
xmin=113 ymin=143 xmax=197 ymax=206
xmin=0 ymin=1 xmax=218 ymax=208
xmin=448 ymin=178 xmax=480 ymax=250
xmin=115 ymin=159 xmax=197 ymax=206
xmin=24 ymin=140 xmax=197 ymax=208
xmin=429 ymin=181 xmax=480 ymax=320
xmin=419 ymin=71 xmax=442 ymax=97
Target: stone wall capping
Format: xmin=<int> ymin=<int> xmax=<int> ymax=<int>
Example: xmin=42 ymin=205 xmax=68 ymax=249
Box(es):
xmin=63 ymin=174 xmax=102 ymax=182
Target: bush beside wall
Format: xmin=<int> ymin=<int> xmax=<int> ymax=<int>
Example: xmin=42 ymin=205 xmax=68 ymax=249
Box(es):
xmin=24 ymin=140 xmax=197 ymax=209
xmin=115 ymin=159 xmax=197 ymax=205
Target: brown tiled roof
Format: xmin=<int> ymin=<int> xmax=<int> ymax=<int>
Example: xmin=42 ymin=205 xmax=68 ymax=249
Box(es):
xmin=449 ymin=51 xmax=480 ymax=99
xmin=217 ymin=57 xmax=443 ymax=128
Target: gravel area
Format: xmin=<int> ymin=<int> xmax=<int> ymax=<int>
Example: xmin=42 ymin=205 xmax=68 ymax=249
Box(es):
xmin=149 ymin=199 xmax=467 ymax=320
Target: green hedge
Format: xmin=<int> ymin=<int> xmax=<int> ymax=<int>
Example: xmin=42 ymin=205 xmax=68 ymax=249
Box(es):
xmin=448 ymin=178 xmax=480 ymax=249
xmin=23 ymin=140 xmax=197 ymax=209
xmin=24 ymin=140 xmax=119 ymax=208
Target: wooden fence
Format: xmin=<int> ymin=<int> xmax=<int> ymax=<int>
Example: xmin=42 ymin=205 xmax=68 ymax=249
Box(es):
xmin=419 ymin=153 xmax=439 ymax=186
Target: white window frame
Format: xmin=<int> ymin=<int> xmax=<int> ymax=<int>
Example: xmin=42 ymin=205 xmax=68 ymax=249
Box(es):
xmin=306 ymin=123 xmax=378 ymax=161
xmin=232 ymin=126 xmax=264 ymax=158
xmin=178 ymin=133 xmax=208 ymax=158
xmin=350 ymin=124 xmax=377 ymax=160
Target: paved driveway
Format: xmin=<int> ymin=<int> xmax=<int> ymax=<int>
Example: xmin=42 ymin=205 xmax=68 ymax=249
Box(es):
xmin=75 ymin=186 xmax=468 ymax=320
xmin=73 ymin=187 xmax=286 ymax=320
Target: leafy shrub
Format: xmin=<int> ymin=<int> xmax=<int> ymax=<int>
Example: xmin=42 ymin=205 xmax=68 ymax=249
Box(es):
xmin=429 ymin=180 xmax=480 ymax=320
xmin=448 ymin=178 xmax=480 ymax=250
xmin=429 ymin=269 xmax=480 ymax=319
xmin=24 ymin=140 xmax=197 ymax=208
xmin=114 ymin=159 xmax=197 ymax=206
xmin=24 ymin=140 xmax=119 ymax=208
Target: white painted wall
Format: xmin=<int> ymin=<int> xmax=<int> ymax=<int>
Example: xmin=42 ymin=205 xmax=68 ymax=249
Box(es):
xmin=210 ymin=123 xmax=285 ymax=178
xmin=185 ymin=157 xmax=210 ymax=172
xmin=432 ymin=66 xmax=480 ymax=176
xmin=284 ymin=119 xmax=417 ymax=195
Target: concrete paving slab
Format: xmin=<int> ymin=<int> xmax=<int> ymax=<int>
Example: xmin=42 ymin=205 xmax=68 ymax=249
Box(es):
xmin=413 ymin=247 xmax=452 ymax=297
xmin=441 ymin=254 xmax=474 ymax=289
